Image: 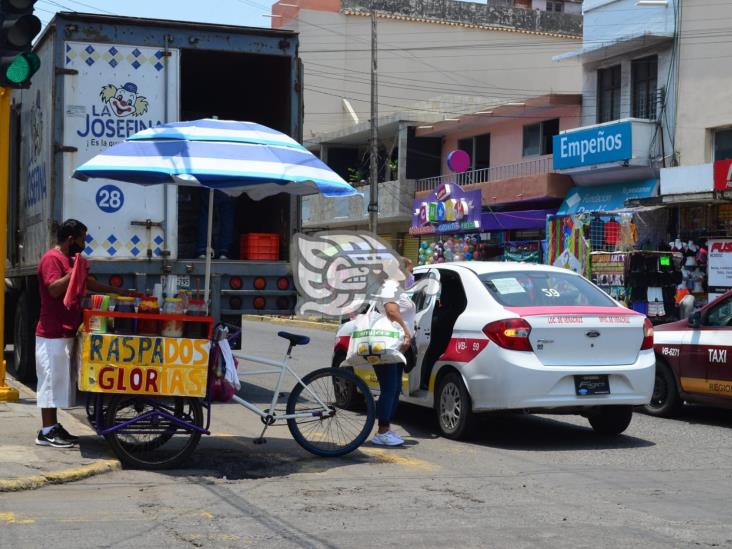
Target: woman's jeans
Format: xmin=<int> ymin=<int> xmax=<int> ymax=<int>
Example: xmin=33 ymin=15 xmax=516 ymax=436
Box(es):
xmin=373 ymin=363 xmax=403 ymax=427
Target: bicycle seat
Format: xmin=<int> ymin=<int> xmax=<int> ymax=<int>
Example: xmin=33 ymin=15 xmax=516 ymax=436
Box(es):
xmin=277 ymin=331 xmax=310 ymax=346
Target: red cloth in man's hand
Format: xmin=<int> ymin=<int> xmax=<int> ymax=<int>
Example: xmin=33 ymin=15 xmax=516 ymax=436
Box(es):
xmin=63 ymin=253 xmax=90 ymax=310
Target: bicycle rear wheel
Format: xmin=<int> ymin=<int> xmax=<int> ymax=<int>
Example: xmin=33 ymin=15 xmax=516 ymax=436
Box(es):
xmin=287 ymin=367 xmax=375 ymax=457
xmin=104 ymin=395 xmax=203 ymax=470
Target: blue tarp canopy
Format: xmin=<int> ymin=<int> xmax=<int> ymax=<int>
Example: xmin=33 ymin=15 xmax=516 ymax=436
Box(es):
xmin=480 ymin=209 xmax=556 ymax=231
xmin=556 ymin=179 xmax=658 ymax=215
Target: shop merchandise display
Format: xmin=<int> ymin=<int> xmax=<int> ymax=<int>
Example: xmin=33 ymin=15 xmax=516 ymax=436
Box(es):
xmin=82 ymin=292 xmax=211 ymax=339
xmin=417 ymin=235 xmax=484 ymax=265
xmin=503 ymin=241 xmax=542 ymax=263
xmin=672 ymin=239 xmax=709 ymax=303
xmin=547 ymin=215 xmax=591 ymax=279
xmin=625 ymin=251 xmax=682 ymax=322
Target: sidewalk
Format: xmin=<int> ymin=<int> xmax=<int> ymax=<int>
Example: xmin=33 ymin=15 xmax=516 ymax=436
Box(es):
xmin=0 ymin=376 xmax=120 ymax=493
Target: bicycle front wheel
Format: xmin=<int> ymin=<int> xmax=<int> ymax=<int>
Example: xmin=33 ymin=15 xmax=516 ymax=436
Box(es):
xmin=286 ymin=367 xmax=375 ymax=457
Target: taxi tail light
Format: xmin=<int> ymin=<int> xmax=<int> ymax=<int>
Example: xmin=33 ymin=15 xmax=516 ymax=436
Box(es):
xmin=641 ymin=318 xmax=654 ymax=350
xmin=277 ymin=277 xmax=290 ymax=290
xmin=335 ymin=335 xmax=350 ymax=354
xmin=229 ymin=276 xmax=243 ymax=290
xmin=253 ymin=296 xmax=266 ymax=310
xmin=253 ymin=277 xmax=267 ymax=290
xmin=482 ymin=318 xmax=533 ymax=352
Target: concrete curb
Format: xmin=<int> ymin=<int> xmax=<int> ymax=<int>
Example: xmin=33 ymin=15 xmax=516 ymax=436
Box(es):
xmin=242 ymin=315 xmax=339 ymax=333
xmin=0 ymin=459 xmax=121 ymax=493
xmin=2 ymin=377 xmax=122 ymax=492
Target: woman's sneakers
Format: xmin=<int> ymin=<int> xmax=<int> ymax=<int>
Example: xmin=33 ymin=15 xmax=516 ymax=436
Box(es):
xmin=35 ymin=424 xmax=78 ymax=448
xmin=371 ymin=430 xmax=404 ymax=446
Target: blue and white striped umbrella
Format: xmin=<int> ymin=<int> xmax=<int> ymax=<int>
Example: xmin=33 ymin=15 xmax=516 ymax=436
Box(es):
xmin=72 ymin=119 xmax=358 ymax=309
xmin=72 ymin=119 xmax=357 ymax=200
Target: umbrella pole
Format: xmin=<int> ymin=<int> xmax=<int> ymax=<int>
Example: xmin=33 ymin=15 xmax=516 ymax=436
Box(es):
xmin=204 ymin=188 xmax=214 ymax=313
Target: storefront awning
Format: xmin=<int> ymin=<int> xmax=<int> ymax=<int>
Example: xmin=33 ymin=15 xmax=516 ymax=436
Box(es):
xmin=557 ymin=180 xmax=658 ymax=215
xmin=480 ymin=209 xmax=556 ymax=231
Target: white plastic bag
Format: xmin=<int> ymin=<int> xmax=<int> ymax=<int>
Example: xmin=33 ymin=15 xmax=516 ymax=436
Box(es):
xmin=343 ymin=303 xmax=406 ymax=367
xmin=218 ymin=339 xmax=241 ymax=391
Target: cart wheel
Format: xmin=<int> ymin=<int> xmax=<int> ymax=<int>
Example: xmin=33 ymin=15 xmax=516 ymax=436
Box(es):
xmin=103 ymin=395 xmax=203 ymax=470
xmin=286 ymin=368 xmax=375 ymax=457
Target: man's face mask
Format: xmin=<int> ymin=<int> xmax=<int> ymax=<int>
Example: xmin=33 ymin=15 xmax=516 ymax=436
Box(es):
xmin=68 ymin=237 xmax=84 ymax=257
xmin=405 ymin=274 xmax=416 ymax=289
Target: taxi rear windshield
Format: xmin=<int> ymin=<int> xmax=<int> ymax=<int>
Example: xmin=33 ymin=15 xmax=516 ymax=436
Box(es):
xmin=479 ymin=271 xmax=616 ymax=308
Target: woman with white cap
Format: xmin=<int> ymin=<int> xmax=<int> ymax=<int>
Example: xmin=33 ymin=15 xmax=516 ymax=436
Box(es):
xmin=370 ymin=258 xmax=416 ymax=446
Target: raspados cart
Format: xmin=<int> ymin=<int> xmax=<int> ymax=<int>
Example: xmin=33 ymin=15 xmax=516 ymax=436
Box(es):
xmin=79 ymin=308 xmax=215 ymax=469
xmin=73 ymin=120 xmax=373 ymax=469
xmin=79 ymin=308 xmax=376 ymax=469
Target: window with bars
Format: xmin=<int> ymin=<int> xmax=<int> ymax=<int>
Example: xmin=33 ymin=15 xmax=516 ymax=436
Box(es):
xmin=597 ymin=65 xmax=621 ymax=124
xmin=522 ymin=118 xmax=560 ymax=157
xmin=631 ymin=55 xmax=658 ymax=120
xmin=457 ymin=133 xmax=491 ymax=184
xmin=457 ymin=134 xmax=491 ymax=170
xmin=546 ymin=0 xmax=564 ymax=12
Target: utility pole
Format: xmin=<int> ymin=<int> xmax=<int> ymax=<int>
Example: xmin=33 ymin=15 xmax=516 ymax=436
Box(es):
xmin=0 ymin=87 xmax=19 ymax=401
xmin=368 ymin=1 xmax=379 ymax=235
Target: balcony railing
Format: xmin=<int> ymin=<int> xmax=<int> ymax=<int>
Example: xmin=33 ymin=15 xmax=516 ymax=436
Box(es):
xmin=415 ymin=156 xmax=553 ymax=193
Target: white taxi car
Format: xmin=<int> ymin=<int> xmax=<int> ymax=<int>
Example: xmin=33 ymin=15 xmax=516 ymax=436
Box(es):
xmin=333 ymin=262 xmax=655 ymax=439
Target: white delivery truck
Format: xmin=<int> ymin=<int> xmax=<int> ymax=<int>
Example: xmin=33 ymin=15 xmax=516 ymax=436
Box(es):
xmin=5 ymin=12 xmax=303 ymax=381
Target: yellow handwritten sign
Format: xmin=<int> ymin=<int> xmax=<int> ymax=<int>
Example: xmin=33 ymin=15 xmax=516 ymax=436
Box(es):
xmin=77 ymin=333 xmax=210 ymax=397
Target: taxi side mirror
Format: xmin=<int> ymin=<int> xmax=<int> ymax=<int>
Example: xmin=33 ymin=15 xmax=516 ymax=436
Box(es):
xmin=688 ymin=311 xmax=701 ymax=329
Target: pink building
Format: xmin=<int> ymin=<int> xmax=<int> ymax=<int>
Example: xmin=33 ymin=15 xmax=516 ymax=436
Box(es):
xmin=412 ymin=94 xmax=582 ymax=261
xmin=416 ymin=94 xmax=581 ymax=208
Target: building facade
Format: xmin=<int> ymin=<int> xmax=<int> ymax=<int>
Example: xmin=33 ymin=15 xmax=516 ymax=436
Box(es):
xmin=410 ymin=94 xmax=581 ymax=264
xmin=675 ymin=1 xmax=732 ymax=166
xmin=287 ymin=0 xmax=583 ymax=255
xmin=272 ymin=0 xmax=583 ymax=139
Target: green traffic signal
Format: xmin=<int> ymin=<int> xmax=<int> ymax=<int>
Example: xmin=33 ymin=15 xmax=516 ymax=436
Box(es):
xmin=4 ymin=50 xmax=39 ymax=84
xmin=0 ymin=0 xmax=42 ymax=87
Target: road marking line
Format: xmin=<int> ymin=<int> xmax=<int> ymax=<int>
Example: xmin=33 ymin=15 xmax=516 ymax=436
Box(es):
xmin=360 ymin=447 xmax=439 ymax=471
xmin=0 ymin=459 xmax=121 ymax=493
xmin=0 ymin=512 xmax=35 ymax=524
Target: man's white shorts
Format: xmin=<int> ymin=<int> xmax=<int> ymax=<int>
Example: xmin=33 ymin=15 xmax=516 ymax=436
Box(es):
xmin=35 ymin=336 xmax=76 ymax=409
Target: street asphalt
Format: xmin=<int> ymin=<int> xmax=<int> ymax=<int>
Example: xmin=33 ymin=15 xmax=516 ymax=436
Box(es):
xmin=2 ymin=320 xmax=732 ymax=548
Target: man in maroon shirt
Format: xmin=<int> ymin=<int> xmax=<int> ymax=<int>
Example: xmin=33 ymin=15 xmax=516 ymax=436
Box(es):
xmin=35 ymin=219 xmax=132 ymax=448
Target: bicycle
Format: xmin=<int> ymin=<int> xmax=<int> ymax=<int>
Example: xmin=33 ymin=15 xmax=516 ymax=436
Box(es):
xmin=87 ymin=324 xmax=376 ymax=469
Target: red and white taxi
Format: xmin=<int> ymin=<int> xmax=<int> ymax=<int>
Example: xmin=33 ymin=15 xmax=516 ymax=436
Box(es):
xmin=333 ymin=262 xmax=655 ymax=439
xmin=645 ymin=290 xmax=732 ymax=416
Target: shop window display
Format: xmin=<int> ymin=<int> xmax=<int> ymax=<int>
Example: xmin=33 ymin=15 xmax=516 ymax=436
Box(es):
xmin=417 ymin=235 xmax=483 ymax=265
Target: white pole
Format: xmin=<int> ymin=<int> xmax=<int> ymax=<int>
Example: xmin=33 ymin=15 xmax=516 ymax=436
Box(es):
xmin=204 ymin=187 xmax=214 ymax=313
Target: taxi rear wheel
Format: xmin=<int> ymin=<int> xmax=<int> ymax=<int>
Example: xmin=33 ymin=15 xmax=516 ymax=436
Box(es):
xmin=587 ymin=405 xmax=633 ymax=435
xmin=643 ymin=359 xmax=682 ymax=417
xmin=436 ymin=372 xmax=475 ymax=439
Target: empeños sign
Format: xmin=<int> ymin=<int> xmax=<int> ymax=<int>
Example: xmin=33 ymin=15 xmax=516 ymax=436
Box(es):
xmin=553 ymin=121 xmax=632 ymax=170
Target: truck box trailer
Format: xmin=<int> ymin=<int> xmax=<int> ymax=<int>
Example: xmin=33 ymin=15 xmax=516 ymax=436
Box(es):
xmin=5 ymin=12 xmax=303 ymax=381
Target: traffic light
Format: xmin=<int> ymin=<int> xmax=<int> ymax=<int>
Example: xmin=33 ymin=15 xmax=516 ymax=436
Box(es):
xmin=0 ymin=0 xmax=41 ymax=88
